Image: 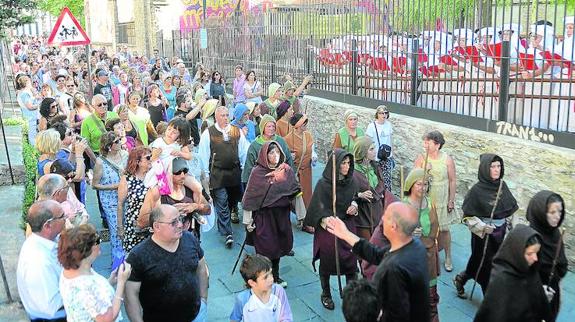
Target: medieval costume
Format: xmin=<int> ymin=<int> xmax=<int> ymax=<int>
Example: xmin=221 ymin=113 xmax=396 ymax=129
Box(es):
xmin=527 ymin=191 xmax=567 ymax=322
xmin=352 ymin=136 xmax=385 ymax=240
xmin=332 ymin=110 xmax=365 ymax=154
xmin=242 ymin=141 xmax=303 ymax=287
xmin=304 ymin=149 xmax=359 ymax=310
xmin=454 ymin=154 xmax=518 ymax=297
xmin=474 ymin=225 xmax=552 ymax=322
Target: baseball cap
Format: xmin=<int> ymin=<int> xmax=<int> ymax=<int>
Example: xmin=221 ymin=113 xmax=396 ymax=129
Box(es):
xmin=97 ymin=70 xmax=108 ymax=77
xmin=172 ymin=157 xmax=188 ymax=174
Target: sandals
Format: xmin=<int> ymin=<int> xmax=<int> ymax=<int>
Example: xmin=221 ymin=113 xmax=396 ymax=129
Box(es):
xmin=453 ymin=274 xmax=467 ymax=299
xmin=321 ymin=293 xmax=335 ymax=310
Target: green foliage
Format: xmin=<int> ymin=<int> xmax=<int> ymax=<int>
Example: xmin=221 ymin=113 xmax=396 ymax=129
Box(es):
xmin=5 ymin=117 xmax=39 ymax=230
xmin=391 ymin=0 xmax=476 ymax=32
xmin=0 ymin=0 xmax=38 ymax=38
xmin=38 ymin=0 xmax=85 ymax=27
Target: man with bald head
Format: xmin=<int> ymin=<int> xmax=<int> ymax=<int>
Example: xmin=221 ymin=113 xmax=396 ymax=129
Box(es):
xmin=197 ymin=105 xmax=249 ymax=247
xmin=125 ymin=204 xmax=209 ymax=322
xmin=326 ymin=202 xmax=430 ymax=322
xmin=17 ymin=200 xmax=67 ymax=321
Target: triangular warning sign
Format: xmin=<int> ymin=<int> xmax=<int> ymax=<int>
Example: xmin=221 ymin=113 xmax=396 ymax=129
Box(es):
xmin=47 ymin=7 xmax=90 ymax=46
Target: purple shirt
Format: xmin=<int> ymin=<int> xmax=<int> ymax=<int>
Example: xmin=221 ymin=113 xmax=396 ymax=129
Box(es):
xmin=233 ymin=75 xmax=246 ymax=103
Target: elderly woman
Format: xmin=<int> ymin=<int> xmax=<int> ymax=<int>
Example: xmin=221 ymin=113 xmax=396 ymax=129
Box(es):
xmin=365 ymin=105 xmax=394 ymax=191
xmin=333 ymin=109 xmax=365 ymax=154
xmin=58 ymin=224 xmax=132 ymax=322
xmin=117 ymin=147 xmax=154 ymax=253
xmin=242 ymin=141 xmax=303 ymax=288
xmin=259 ymin=83 xmax=283 ymax=118
xmin=526 ymin=191 xmax=567 ymax=322
xmin=283 ymin=113 xmax=317 ymax=233
xmin=415 ymin=130 xmax=457 ymax=272
xmin=454 ymin=154 xmax=518 ymax=298
xmin=304 ymin=149 xmax=359 ymax=310
xmin=92 ymin=132 xmax=128 ymax=264
xmin=352 ymin=136 xmax=385 ymax=241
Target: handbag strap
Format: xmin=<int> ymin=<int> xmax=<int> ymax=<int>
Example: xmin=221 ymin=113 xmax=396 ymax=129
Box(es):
xmin=373 ymin=121 xmax=381 ymax=147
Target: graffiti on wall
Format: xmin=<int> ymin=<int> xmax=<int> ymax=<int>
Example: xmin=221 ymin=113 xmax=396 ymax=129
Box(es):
xmin=180 ymin=0 xmax=250 ymax=32
xmin=495 ymin=121 xmax=555 ymax=143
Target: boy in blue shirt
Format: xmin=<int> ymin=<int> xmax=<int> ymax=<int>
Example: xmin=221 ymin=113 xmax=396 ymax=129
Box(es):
xmin=230 ymin=254 xmax=293 ymax=322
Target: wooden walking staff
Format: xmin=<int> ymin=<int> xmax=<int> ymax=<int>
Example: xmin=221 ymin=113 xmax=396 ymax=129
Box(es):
xmin=332 ymin=150 xmax=343 ymax=298
xmin=469 ymin=179 xmax=503 ymax=300
xmin=548 ymin=227 xmax=566 ymax=284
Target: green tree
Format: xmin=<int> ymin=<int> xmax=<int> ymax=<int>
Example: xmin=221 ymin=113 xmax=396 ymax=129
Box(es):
xmin=0 ymin=0 xmax=38 ymax=38
xmin=38 ymin=0 xmax=85 ymax=27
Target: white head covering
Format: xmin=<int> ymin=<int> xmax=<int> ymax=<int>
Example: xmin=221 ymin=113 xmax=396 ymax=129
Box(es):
xmin=425 ymin=32 xmax=453 ymax=66
xmin=452 ymin=28 xmax=475 ymax=46
xmin=565 ymin=16 xmax=575 ymax=26
xmin=478 ymin=27 xmax=501 ymax=44
xmin=530 ymin=24 xmax=556 ymax=51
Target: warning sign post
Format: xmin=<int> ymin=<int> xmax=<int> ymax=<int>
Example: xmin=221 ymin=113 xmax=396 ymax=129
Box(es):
xmin=47 ymin=7 xmax=90 ymax=46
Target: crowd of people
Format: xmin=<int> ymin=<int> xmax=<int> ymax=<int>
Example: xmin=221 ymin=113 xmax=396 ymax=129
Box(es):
xmin=310 ymin=18 xmax=575 ymax=132
xmin=12 ymin=35 xmax=568 ymax=322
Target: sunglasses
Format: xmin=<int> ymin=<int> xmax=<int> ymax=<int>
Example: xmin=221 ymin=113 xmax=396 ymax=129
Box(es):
xmin=45 ymin=211 xmax=65 ymax=224
xmin=97 ymin=102 xmax=108 ymax=107
xmin=140 ymin=155 xmax=152 ymax=161
xmin=378 ymin=111 xmax=389 ymax=115
xmin=92 ymin=235 xmax=102 ymax=246
xmin=50 ymin=103 xmax=59 ymax=109
xmin=173 ymin=168 xmax=189 ymax=175
xmin=66 ymin=84 xmax=76 ymax=88
xmin=157 ymin=216 xmax=185 ymax=227
xmin=113 ymin=138 xmax=122 ymax=145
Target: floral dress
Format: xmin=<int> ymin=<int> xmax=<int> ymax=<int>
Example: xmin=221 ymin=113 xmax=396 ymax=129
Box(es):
xmin=123 ymin=175 xmax=149 ymax=252
xmin=60 ymin=270 xmax=121 ymax=322
xmin=98 ymin=157 xmax=125 ymax=263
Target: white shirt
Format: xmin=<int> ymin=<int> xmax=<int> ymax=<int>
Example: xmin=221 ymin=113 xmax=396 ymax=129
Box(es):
xmin=366 ymin=120 xmax=393 ymax=160
xmin=197 ymin=123 xmax=249 ymax=175
xmin=17 ymin=233 xmax=65 ymax=319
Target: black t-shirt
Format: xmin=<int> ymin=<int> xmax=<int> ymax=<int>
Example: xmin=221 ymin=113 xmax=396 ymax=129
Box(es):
xmin=174 ymin=108 xmax=200 ymax=146
xmin=353 ymin=238 xmax=430 ymax=322
xmin=146 ymin=102 xmax=165 ymax=128
xmin=94 ymin=82 xmax=113 ymax=111
xmin=127 ymin=232 xmax=204 ymax=322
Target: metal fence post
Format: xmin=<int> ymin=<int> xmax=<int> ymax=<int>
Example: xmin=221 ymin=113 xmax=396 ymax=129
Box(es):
xmin=498 ymin=40 xmax=510 ymax=122
xmin=410 ymin=38 xmax=419 ymax=106
xmin=351 ymin=39 xmax=358 ymax=96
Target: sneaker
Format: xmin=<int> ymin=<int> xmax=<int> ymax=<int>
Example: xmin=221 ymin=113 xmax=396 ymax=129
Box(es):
xmin=231 ymin=211 xmax=240 ymax=224
xmin=225 ymin=235 xmax=234 ymax=248
xmin=276 ymin=277 xmax=288 ymax=288
xmin=453 ymin=273 xmax=467 ymax=299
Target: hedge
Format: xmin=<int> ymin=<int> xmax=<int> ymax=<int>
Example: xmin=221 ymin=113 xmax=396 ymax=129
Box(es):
xmin=4 ymin=117 xmax=38 ymax=230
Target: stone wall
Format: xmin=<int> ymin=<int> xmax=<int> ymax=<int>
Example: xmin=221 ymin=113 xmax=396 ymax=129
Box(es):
xmin=301 ymin=96 xmax=575 ymax=267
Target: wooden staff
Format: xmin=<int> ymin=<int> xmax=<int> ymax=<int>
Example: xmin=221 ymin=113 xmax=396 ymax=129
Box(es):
xmin=548 ymin=227 xmax=566 ymax=284
xmin=400 ymin=165 xmax=404 ymax=196
xmin=332 ymin=150 xmax=343 ymax=298
xmin=469 ymin=179 xmax=503 ymax=300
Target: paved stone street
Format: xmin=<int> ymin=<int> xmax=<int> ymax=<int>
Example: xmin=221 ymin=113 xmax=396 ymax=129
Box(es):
xmin=1 ymin=149 xmax=573 ymax=321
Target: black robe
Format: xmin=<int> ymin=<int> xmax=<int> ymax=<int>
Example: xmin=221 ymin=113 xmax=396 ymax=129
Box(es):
xmin=526 ymin=190 xmax=567 ymax=322
xmin=461 ymin=154 xmax=518 ymax=291
xmin=304 ymin=149 xmax=359 ymax=275
xmin=474 ymin=224 xmax=551 ymax=322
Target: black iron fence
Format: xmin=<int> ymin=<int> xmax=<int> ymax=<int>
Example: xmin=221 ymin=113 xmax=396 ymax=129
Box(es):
xmin=169 ymin=0 xmax=575 ymax=146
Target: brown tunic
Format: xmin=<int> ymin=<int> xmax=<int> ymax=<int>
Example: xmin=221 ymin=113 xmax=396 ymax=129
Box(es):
xmin=283 ymin=130 xmax=314 ymax=208
xmin=276 ymin=118 xmax=291 ymax=138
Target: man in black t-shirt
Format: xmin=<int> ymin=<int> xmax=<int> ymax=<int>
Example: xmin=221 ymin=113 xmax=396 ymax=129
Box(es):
xmin=125 ymin=204 xmax=209 ymax=322
xmin=93 ymin=69 xmax=113 ymax=110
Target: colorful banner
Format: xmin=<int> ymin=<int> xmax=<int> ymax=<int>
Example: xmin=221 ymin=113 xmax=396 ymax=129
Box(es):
xmin=180 ymin=0 xmax=248 ymax=32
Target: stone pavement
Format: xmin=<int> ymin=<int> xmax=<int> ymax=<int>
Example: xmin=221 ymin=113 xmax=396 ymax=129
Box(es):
xmin=1 ymin=160 xmax=574 ymax=321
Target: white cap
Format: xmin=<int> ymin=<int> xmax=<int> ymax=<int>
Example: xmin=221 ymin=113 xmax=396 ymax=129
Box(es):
xmin=530 ymin=24 xmax=554 ymax=37
xmin=452 ymin=28 xmax=475 ymax=40
xmin=58 ymin=68 xmax=68 ymax=76
xmin=500 ymin=23 xmax=522 ymax=35
xmin=565 ymin=16 xmax=575 ymax=26
xmin=478 ymin=27 xmax=501 ymax=37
